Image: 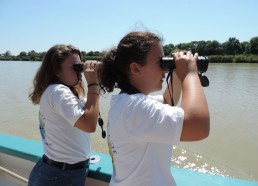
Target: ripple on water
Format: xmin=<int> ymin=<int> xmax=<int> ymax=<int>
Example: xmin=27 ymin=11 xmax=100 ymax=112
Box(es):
xmin=172 ymin=146 xmax=248 ymax=179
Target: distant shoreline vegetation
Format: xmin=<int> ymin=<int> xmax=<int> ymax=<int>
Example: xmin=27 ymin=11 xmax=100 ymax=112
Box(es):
xmin=1 ymin=55 xmax=258 ymax=63
xmin=1 ymin=36 xmax=258 ymax=63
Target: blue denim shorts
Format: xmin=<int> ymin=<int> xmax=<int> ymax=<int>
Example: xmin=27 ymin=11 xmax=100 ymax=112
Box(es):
xmin=28 ymin=158 xmax=89 ymax=186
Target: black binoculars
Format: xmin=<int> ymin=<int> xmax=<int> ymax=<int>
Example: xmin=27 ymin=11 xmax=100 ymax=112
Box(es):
xmin=160 ymin=56 xmax=210 ymax=87
xmin=73 ymin=62 xmax=84 ymax=73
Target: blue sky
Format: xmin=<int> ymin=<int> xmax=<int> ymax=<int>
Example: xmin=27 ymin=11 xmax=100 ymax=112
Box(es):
xmin=1 ymin=0 xmax=257 ymax=55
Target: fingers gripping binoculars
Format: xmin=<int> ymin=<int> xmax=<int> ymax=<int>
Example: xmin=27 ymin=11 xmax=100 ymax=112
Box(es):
xmin=160 ymin=56 xmax=210 ymax=87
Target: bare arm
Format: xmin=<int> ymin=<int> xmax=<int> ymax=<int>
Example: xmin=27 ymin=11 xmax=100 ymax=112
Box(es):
xmin=74 ymin=61 xmax=100 ymax=133
xmin=173 ymin=52 xmax=210 ymax=141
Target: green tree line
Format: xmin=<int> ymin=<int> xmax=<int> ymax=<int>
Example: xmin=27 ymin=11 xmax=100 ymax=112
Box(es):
xmin=1 ymin=36 xmax=258 ymax=63
xmin=0 ymin=50 xmax=103 ymax=62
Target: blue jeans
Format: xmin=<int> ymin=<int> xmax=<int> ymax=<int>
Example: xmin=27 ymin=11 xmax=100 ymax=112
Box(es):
xmin=28 ymin=158 xmax=89 ymax=186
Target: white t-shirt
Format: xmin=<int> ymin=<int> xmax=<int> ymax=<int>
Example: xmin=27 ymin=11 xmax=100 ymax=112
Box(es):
xmin=39 ymin=84 xmax=90 ymax=164
xmin=108 ymin=93 xmax=184 ymax=186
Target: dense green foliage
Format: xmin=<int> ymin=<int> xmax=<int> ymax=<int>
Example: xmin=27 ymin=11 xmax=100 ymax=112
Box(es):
xmin=163 ymin=36 xmax=258 ymax=56
xmin=208 ymin=55 xmax=258 ymax=63
xmin=1 ymin=36 xmax=258 ymax=63
xmin=0 ymin=50 xmax=103 ymax=62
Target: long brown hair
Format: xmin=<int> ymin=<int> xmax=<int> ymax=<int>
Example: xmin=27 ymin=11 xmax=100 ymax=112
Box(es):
xmin=29 ymin=44 xmax=84 ymax=104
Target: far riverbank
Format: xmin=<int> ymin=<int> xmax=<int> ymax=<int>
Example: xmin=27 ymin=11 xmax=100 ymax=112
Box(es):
xmin=1 ymin=55 xmax=258 ymax=63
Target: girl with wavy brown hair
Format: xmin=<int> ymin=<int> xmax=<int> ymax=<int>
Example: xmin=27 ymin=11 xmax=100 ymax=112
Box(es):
xmin=28 ymin=44 xmax=100 ymax=186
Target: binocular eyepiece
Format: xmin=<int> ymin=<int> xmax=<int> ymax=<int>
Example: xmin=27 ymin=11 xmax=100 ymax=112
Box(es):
xmin=73 ymin=61 xmax=84 ymax=73
xmin=160 ymin=56 xmax=210 ymax=87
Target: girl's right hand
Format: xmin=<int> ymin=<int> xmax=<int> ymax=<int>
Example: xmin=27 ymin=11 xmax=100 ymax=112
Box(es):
xmin=84 ymin=60 xmax=101 ymax=85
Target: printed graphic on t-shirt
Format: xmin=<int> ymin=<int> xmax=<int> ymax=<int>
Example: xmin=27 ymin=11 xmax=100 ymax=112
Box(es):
xmin=108 ymin=132 xmax=117 ymax=175
xmin=39 ymin=111 xmax=49 ymax=145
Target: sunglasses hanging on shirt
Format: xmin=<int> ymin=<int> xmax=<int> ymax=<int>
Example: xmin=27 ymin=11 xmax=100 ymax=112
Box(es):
xmin=98 ymin=112 xmax=106 ymax=139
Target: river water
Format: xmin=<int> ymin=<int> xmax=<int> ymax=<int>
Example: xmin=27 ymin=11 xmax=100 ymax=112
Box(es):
xmin=0 ymin=61 xmax=257 ymax=181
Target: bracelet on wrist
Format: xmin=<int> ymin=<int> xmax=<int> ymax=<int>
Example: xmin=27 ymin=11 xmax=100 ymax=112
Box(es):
xmin=88 ymin=83 xmax=99 ymax=88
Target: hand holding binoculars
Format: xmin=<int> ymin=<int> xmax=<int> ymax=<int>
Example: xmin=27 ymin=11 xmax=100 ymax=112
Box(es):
xmin=160 ymin=56 xmax=210 ymax=87
xmin=73 ymin=61 xmax=102 ymax=73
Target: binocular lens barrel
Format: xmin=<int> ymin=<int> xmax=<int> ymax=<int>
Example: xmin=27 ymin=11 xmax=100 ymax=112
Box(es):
xmin=160 ymin=56 xmax=209 ymax=73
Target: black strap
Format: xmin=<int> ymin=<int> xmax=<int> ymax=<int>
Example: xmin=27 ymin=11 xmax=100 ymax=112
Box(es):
xmin=166 ymin=71 xmax=174 ymax=106
xmin=98 ymin=112 xmax=106 ymax=138
xmin=120 ymin=83 xmax=140 ymax=95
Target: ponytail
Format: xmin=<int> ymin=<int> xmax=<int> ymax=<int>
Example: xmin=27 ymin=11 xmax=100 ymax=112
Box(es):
xmin=99 ymin=48 xmax=118 ymax=93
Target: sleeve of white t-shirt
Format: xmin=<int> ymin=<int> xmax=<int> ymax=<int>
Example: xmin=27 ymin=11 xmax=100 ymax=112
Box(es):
xmin=50 ymin=85 xmax=85 ymax=126
xmin=124 ymin=94 xmax=184 ymax=145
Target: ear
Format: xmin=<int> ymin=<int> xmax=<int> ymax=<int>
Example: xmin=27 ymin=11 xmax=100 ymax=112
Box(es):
xmin=129 ymin=62 xmax=141 ymax=75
